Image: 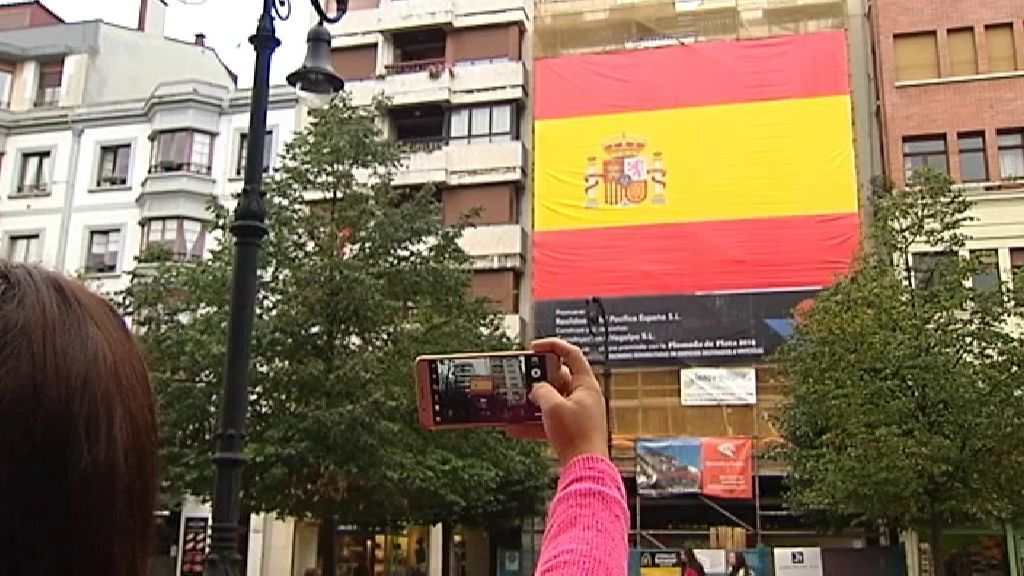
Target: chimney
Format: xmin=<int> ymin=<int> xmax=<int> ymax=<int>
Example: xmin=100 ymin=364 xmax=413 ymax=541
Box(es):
xmin=194 ymin=33 xmax=206 ymax=47
xmin=137 ymin=0 xmax=167 ymax=36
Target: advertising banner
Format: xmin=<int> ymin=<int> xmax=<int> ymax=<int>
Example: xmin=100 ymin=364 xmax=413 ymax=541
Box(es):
xmin=533 ymin=30 xmax=859 ymax=366
xmin=681 ymin=367 xmax=757 ymax=406
xmin=636 ymin=437 xmax=752 ymax=499
xmin=638 ymin=550 xmax=685 ymax=576
xmin=774 ymin=548 xmax=825 ymax=576
xmin=179 ymin=517 xmax=208 ymax=576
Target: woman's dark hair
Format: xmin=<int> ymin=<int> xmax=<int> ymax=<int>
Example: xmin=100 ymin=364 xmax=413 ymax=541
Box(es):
xmin=684 ymin=548 xmax=706 ymax=576
xmin=0 ymin=264 xmax=158 ymax=576
xmin=730 ymin=551 xmax=748 ymax=576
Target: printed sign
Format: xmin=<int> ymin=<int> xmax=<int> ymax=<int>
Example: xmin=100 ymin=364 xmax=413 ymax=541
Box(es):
xmin=639 ymin=551 xmax=685 ymax=576
xmin=694 ymin=549 xmax=728 ymax=575
xmin=701 ymin=437 xmax=754 ymax=499
xmin=681 ymin=367 xmax=756 ymax=405
xmin=637 ymin=437 xmax=753 ymax=499
xmin=773 ymin=548 xmax=824 ymax=576
xmin=179 ymin=517 xmax=209 ymax=576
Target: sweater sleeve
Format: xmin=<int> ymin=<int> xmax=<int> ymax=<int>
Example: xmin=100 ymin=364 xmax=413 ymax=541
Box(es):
xmin=535 ymin=454 xmax=629 ymax=576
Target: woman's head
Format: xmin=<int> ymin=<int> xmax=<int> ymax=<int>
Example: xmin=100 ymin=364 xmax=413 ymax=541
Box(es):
xmin=0 ymin=264 xmax=158 ymax=576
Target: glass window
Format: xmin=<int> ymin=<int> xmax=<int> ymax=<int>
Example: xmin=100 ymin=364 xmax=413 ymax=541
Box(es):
xmin=986 ymin=24 xmax=1016 ymax=73
xmin=958 ymin=133 xmax=987 ymax=182
xmin=998 ymin=130 xmax=1024 ymax=180
xmin=6 ymin=234 xmax=41 ymax=264
xmin=17 ymin=151 xmax=51 ymax=195
xmin=903 ymin=135 xmax=948 ymax=179
xmin=448 ymin=103 xmax=517 ymax=145
xmin=143 ymin=218 xmax=205 ymax=261
xmin=97 ymin=144 xmax=131 ymax=187
xmin=894 ymin=32 xmax=939 ymax=81
xmin=971 ymin=250 xmax=1000 ymax=292
xmin=449 ymin=109 xmax=469 ymax=142
xmin=150 ymin=131 xmax=214 ymax=175
xmin=0 ymin=69 xmax=12 ymax=109
xmin=948 ymin=28 xmax=977 ymax=76
xmin=36 ymin=62 xmax=62 ymax=107
xmin=912 ymin=252 xmax=956 ymax=290
xmin=236 ymin=131 xmax=274 ymax=176
xmin=86 ymin=229 xmax=121 ymax=274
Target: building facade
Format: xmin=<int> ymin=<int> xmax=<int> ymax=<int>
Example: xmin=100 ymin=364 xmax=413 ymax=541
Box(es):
xmin=871 ymin=1 xmax=1024 ymax=574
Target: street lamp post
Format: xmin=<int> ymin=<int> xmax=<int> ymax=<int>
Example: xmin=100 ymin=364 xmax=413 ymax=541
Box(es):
xmin=585 ymin=297 xmax=613 ymax=456
xmin=206 ymin=2 xmax=346 ymax=575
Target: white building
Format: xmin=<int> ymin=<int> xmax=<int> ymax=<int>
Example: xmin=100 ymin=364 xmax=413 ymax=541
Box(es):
xmin=0 ymin=1 xmax=302 ymax=301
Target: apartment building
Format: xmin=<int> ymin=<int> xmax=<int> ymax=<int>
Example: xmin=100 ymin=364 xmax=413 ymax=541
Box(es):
xmin=871 ymin=0 xmax=1024 ymax=573
xmin=327 ymin=0 xmax=533 ymax=344
xmin=0 ymin=1 xmax=301 ymax=300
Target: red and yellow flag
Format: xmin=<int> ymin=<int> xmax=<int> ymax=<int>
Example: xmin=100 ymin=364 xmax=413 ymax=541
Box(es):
xmin=533 ymin=30 xmax=860 ymax=301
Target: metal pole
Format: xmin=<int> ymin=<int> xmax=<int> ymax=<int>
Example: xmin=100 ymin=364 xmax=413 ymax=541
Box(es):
xmin=585 ymin=297 xmax=612 ymax=456
xmin=205 ymin=1 xmax=278 ymax=574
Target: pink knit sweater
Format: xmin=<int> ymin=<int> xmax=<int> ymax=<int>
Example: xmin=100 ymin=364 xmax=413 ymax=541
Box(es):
xmin=535 ymin=455 xmax=629 ymax=575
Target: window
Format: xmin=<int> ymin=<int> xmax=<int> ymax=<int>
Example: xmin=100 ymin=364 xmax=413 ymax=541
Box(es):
xmin=912 ymin=251 xmax=956 ymax=290
xmin=948 ymin=28 xmax=977 ymax=76
xmin=986 ymin=24 xmax=1016 ymax=73
xmin=150 ymin=130 xmax=213 ymax=175
xmin=236 ymin=131 xmax=274 ymax=177
xmin=903 ymin=136 xmax=948 ymax=179
xmin=998 ymin=130 xmax=1024 ymax=180
xmin=6 ymin=234 xmax=40 ymax=264
xmin=449 ymin=103 xmax=515 ymax=145
xmin=958 ymin=133 xmax=987 ymax=182
xmin=35 ymin=61 xmax=62 ymax=107
xmin=143 ymin=218 xmax=205 ymax=261
xmin=16 ymin=151 xmax=51 ymax=195
xmin=85 ymin=229 xmax=122 ymax=274
xmin=894 ymin=32 xmax=939 ymax=81
xmin=96 ymin=144 xmax=131 ymax=187
xmin=971 ymin=250 xmax=1000 ymax=292
xmin=0 ymin=63 xmax=13 ymax=109
xmin=391 ymin=105 xmax=446 ymax=149
xmin=388 ymin=28 xmax=446 ymax=74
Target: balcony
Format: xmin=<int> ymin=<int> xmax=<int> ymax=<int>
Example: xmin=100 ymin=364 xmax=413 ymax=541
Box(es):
xmin=331 ymin=0 xmax=527 ymax=37
xmin=458 ymin=223 xmax=527 ymax=271
xmin=347 ymin=60 xmax=526 ymax=107
xmin=138 ymin=171 xmax=217 ymax=223
xmin=393 ymin=140 xmax=527 ymax=187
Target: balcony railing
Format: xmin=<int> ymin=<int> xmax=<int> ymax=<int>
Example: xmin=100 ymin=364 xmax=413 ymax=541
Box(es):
xmin=13 ymin=183 xmax=50 ymax=196
xmin=385 ymin=58 xmax=446 ymax=76
xmin=148 ymin=161 xmax=213 ymax=176
xmin=397 ymin=136 xmax=447 ymax=153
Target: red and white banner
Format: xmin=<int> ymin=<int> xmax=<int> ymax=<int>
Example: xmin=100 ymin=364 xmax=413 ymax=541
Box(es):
xmin=700 ymin=437 xmax=754 ymax=499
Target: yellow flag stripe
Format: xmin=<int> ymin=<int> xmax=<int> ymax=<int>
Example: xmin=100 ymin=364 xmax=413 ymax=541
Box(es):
xmin=534 ymin=95 xmax=858 ymax=232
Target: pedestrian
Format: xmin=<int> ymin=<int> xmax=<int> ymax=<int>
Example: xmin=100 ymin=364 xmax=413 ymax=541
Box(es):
xmin=684 ymin=548 xmax=706 ymax=576
xmin=0 ymin=263 xmax=158 ymax=576
xmin=507 ymin=338 xmax=629 ymax=576
xmin=728 ymin=551 xmax=753 ymax=576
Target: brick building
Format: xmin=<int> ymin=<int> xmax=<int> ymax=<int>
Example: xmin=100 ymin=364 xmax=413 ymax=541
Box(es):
xmin=871 ymin=0 xmax=1024 ymax=573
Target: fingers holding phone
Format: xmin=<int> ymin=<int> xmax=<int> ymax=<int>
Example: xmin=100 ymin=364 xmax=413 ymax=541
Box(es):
xmin=527 ymin=338 xmax=609 ymax=465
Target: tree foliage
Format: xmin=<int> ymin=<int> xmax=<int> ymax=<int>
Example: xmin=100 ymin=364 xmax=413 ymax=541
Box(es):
xmin=775 ymin=170 xmax=1024 ymax=569
xmin=121 ymin=95 xmax=549 ymax=528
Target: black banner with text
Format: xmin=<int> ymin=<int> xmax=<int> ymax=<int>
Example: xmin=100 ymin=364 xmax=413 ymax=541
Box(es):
xmin=534 ymin=290 xmax=818 ymax=367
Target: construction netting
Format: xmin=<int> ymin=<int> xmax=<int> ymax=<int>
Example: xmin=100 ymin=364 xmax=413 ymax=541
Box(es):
xmin=535 ymin=0 xmax=849 ymax=58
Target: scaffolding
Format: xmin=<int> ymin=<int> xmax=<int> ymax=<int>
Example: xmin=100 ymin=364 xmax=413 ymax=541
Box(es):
xmin=535 ymin=0 xmax=849 ymax=58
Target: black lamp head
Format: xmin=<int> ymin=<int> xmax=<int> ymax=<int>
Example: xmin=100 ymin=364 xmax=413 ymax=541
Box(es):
xmin=287 ymin=21 xmax=344 ymax=95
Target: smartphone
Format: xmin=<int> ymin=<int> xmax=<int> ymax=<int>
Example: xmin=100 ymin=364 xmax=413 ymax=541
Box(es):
xmin=415 ymin=351 xmax=560 ymax=430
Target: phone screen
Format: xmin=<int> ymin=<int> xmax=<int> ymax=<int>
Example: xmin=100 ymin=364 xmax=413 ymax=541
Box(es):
xmin=429 ymin=354 xmax=549 ymax=425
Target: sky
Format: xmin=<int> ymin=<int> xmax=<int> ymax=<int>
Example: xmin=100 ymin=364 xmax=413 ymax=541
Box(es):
xmin=38 ymin=0 xmax=317 ymax=87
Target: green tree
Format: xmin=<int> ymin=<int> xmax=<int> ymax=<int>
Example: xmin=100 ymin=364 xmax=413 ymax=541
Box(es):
xmin=122 ymin=95 xmax=549 ymax=561
xmin=775 ymin=170 xmax=1024 ymax=575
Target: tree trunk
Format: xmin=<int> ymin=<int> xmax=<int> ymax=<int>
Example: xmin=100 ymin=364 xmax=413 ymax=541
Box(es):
xmin=930 ymin=510 xmax=946 ymax=576
xmin=318 ymin=515 xmax=337 ymax=576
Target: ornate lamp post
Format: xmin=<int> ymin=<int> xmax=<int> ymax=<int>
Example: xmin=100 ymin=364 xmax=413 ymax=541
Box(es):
xmin=206 ymin=2 xmax=346 ymax=574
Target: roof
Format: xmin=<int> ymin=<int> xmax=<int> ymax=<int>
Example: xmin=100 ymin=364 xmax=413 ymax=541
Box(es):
xmin=0 ymin=1 xmax=65 ymax=23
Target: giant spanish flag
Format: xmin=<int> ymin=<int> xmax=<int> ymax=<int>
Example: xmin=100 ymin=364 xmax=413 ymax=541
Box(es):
xmin=533 ymin=31 xmax=859 ymax=365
